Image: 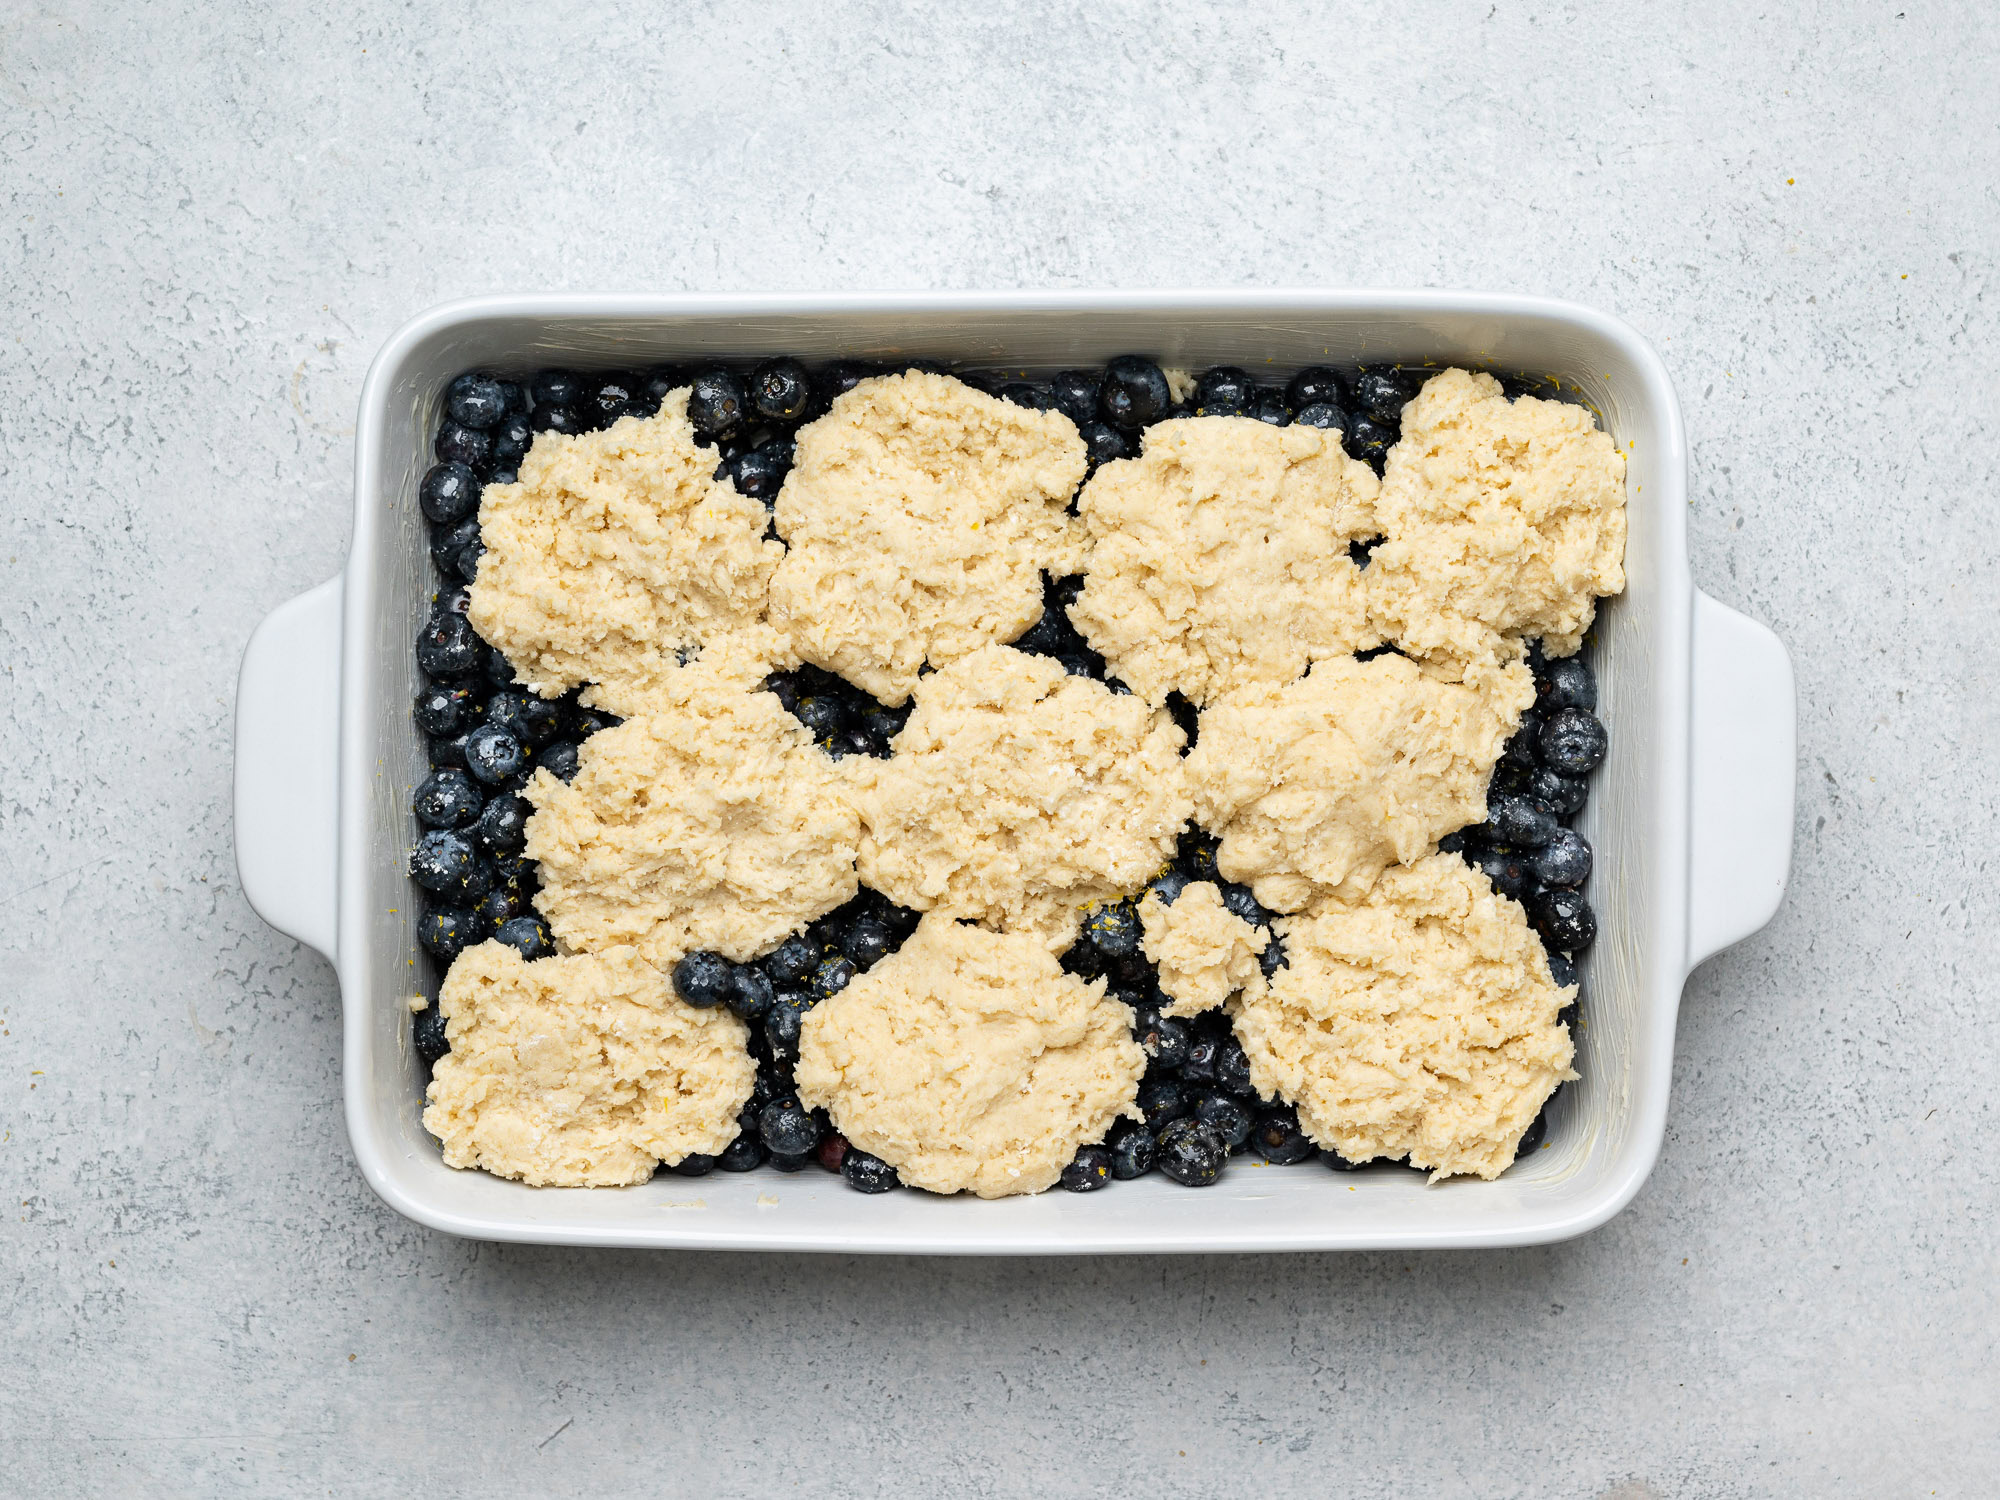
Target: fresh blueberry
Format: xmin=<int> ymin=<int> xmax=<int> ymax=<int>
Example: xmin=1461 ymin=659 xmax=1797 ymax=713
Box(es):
xmin=434 ymin=422 xmax=491 ymax=469
xmin=1438 ymin=828 xmax=1469 ymax=855
xmin=467 ymin=793 xmax=526 ymax=856
xmin=471 ymin=882 xmax=526 ymax=935
xmin=759 ymin=1098 xmax=823 ymax=1158
xmin=1194 ymin=1092 xmax=1253 ymax=1150
xmin=1324 ymin=1149 xmax=1368 ymax=1172
xmin=419 ymin=462 xmax=481 ymax=524
xmin=762 ymin=996 xmax=808 ymax=1064
xmin=1213 ymin=1038 xmax=1255 ymax=1097
xmin=811 ymin=359 xmax=878 ymax=414
xmin=673 ymin=951 xmax=734 ymax=1009
xmin=1258 ymin=937 xmax=1289 ymax=979
xmin=767 ymin=1151 xmax=813 ymax=1174
xmin=999 ymin=382 xmax=1053 ymax=411
xmin=687 ymin=369 xmax=746 ymax=439
xmin=583 ymin=373 xmax=639 ymax=428
xmin=826 ymin=727 xmax=881 ymax=760
xmin=1537 ymin=655 xmax=1597 ymax=714
xmin=1533 ymin=827 xmax=1593 ymax=889
xmin=1155 ymin=1117 xmax=1225 ymax=1186
xmin=1251 ymin=1107 xmax=1316 ymax=1165
xmin=416 ymin=612 xmax=482 ymax=679
xmin=452 ymin=538 xmax=485 ymax=583
xmin=667 ymin=1152 xmax=715 ymax=1178
xmin=482 ymin=690 xmax=552 ymax=749
xmin=841 ymin=916 xmax=895 ymax=971
xmin=717 ymin=1132 xmax=766 ymax=1172
xmin=1079 ymin=420 xmax=1132 ymax=469
xmin=480 ymin=643 xmax=518 ymax=690
xmin=1539 ymin=708 xmax=1608 ymax=775
xmin=813 ymin=1130 xmax=849 ymax=1174
xmin=1194 ymin=366 xmax=1255 ymax=413
xmin=489 ymin=412 xmax=533 ymax=467
xmin=1177 ymin=829 xmax=1220 ymax=884
xmin=408 ymin=829 xmax=492 ymax=900
xmin=860 ymin=703 xmax=908 ymax=747
xmin=1248 ymin=389 xmax=1291 ymax=426
xmin=1061 ymin=1144 xmax=1114 ymax=1192
xmin=429 ymin=515 xmax=481 ymax=577
xmin=572 ymin=706 xmax=621 ymax=740
xmin=1135 ymin=1009 xmax=1191 ymax=1072
xmin=462 ymin=723 xmax=525 ymax=785
xmin=811 ymin=954 xmax=858 ymax=1001
xmin=1287 ymin=367 xmax=1349 ymax=410
xmin=413 ymin=769 xmax=483 ymax=829
xmin=1530 ymin=768 xmax=1589 ymax=820
xmin=1531 ymin=888 xmax=1597 ymax=954
xmin=762 ymin=934 xmax=819 ymax=989
xmin=413 ymin=1006 xmax=450 ymax=1065
xmin=1218 ymin=882 xmax=1271 ymax=928
xmin=1467 ymin=844 xmax=1532 ymax=900
xmin=1048 ymin=370 xmax=1100 ymax=426
xmin=1500 ymin=710 xmax=1543 ymax=770
xmin=1349 ymin=539 xmax=1380 ymax=571
xmin=414 ymin=683 xmax=478 ymax=737
xmin=793 ymin=695 xmax=847 ymax=741
xmin=1098 ymin=355 xmax=1172 ymax=430
xmin=445 ymin=373 xmax=510 ymax=430
xmin=843 ymin=1149 xmax=900 ymax=1193
xmin=417 ymin=905 xmax=476 ymax=962
xmin=530 ymin=403 xmax=583 ymax=436
xmin=536 ymin=741 xmax=580 ymax=782
xmin=1138 ymin=1077 xmax=1191 ymax=1130
xmin=1354 ymin=368 xmax=1420 ymax=423
xmin=492 ymin=915 xmax=555 ymax=960
xmin=531 ymin=370 xmax=584 ymax=408
xmin=1547 ymin=952 xmax=1579 ymax=991
xmin=726 ymin=444 xmax=788 ymax=503
xmin=1166 ymin=690 xmax=1199 ymax=750
xmin=1108 ymin=1119 xmax=1157 ymax=1179
xmin=1293 ymin=401 xmax=1347 ymax=431
xmin=1345 ymin=415 xmax=1397 ymax=468
xmin=1014 ymin=604 xmax=1081 ymax=657
xmin=1485 ymin=791 xmax=1556 ymax=849
xmin=1514 ymin=1104 xmax=1551 ymax=1160
xmin=726 ymin=964 xmax=776 ymax=1020
xmin=1081 ymin=900 xmax=1140 ymax=959
xmin=1146 ymin=867 xmax=1190 ymax=908
xmin=746 ymin=357 xmax=811 ymax=423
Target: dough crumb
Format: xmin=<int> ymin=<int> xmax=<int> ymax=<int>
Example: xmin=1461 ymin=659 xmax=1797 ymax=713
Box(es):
xmin=794 ymin=914 xmax=1145 ymax=1197
xmin=768 ymin=371 xmax=1088 ymax=704
xmin=526 ymin=673 xmax=860 ymax=970
xmin=1367 ymin=368 xmax=1627 ymax=670
xmin=1139 ymin=881 xmax=1268 ymax=1017
xmin=1070 ymin=416 xmax=1380 ymax=706
xmin=1187 ymin=653 xmax=1534 ymax=911
xmin=1232 ymin=853 xmax=1576 ymax=1180
xmin=846 ymin=644 xmax=1191 ymax=950
xmin=468 ymin=390 xmax=783 ymax=698
xmin=423 ymin=942 xmax=754 ymax=1187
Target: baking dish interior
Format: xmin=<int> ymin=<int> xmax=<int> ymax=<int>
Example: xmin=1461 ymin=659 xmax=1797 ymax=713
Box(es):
xmin=341 ymin=294 xmax=1689 ymax=1250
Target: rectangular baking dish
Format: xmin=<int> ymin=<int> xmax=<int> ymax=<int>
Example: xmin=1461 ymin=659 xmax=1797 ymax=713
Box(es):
xmin=234 ymin=291 xmax=1795 ymax=1252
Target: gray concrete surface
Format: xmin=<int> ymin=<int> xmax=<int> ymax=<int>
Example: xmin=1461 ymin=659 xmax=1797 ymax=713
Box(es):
xmin=3 ymin=2 xmax=1995 ymax=1495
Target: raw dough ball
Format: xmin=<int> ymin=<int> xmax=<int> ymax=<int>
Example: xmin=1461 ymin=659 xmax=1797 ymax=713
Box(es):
xmin=423 ymin=942 xmax=754 ymax=1187
xmin=845 ymin=644 xmax=1190 ymax=949
xmin=1069 ymin=416 xmax=1380 ymax=707
xmin=794 ymin=914 xmax=1145 ymax=1197
xmin=468 ymin=390 xmax=783 ymax=698
xmin=1139 ymin=881 xmax=1268 ymax=1018
xmin=1367 ymin=368 xmax=1627 ymax=669
xmin=1186 ymin=653 xmax=1534 ymax=911
xmin=1232 ymin=853 xmax=1576 ymax=1180
xmin=525 ymin=672 xmax=860 ymax=970
xmin=767 ymin=372 xmax=1088 ymax=704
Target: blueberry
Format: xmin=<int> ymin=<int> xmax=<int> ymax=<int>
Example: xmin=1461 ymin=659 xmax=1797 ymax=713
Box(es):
xmin=727 ymin=964 xmax=776 ymax=1020
xmin=1485 ymin=791 xmax=1556 ymax=848
xmin=767 ymin=1151 xmax=813 ymax=1174
xmin=1146 ymin=867 xmax=1190 ymax=908
xmin=1194 ymin=1092 xmax=1253 ymax=1150
xmin=1213 ymin=1038 xmax=1255 ymax=1096
xmin=433 ymin=422 xmax=491 ymax=469
xmin=1155 ymin=1117 xmax=1225 ymax=1186
xmin=1047 ymin=369 xmax=1100 ymax=426
xmin=666 ymin=1152 xmax=715 ymax=1178
xmin=999 ymin=381 xmax=1053 ymax=411
xmin=572 ymin=706 xmax=621 ymax=740
xmin=1345 ymin=415 xmax=1397 ymax=468
xmin=1177 ymin=829 xmax=1220 ymax=884
xmin=1138 ymin=1077 xmax=1190 ymax=1130
xmin=763 ymin=994 xmax=810 ymax=1063
xmin=1081 ymin=900 xmax=1140 ymax=959
xmin=1108 ymin=1120 xmax=1157 ymax=1179
xmin=414 ymin=682 xmax=478 ymax=737
xmin=443 ymin=373 xmax=507 ymax=430
xmin=1248 ymin=389 xmax=1291 ymax=426
xmin=1354 ymin=368 xmax=1420 ymax=423
xmin=1287 ymin=366 xmax=1349 ymax=410
xmin=1217 ymin=882 xmax=1271 ymax=927
xmin=740 ymin=356 xmax=809 ymax=423
xmin=841 ymin=916 xmax=895 ymax=970
xmin=759 ymin=1098 xmax=822 ymax=1157
xmin=1539 ymin=708 xmax=1608 ymax=775
xmin=861 ymin=703 xmax=908 ymax=746
xmin=480 ymin=643 xmax=518 ymax=690
xmin=530 ymin=370 xmax=583 ymax=408
xmin=793 ymin=695 xmax=847 ymax=740
xmin=1079 ymin=420 xmax=1132 ymax=468
xmin=471 ymin=883 xmax=526 ymax=934
xmin=429 ymin=515 xmax=481 ymax=577
xmin=418 ymin=462 xmax=481 ymax=524
xmin=409 ymin=829 xmax=492 ymax=899
xmin=1098 ymin=355 xmax=1172 ymax=430
xmin=717 ymin=1132 xmax=766 ymax=1172
xmin=1531 ymin=888 xmax=1597 ymax=954
xmin=1293 ymin=400 xmax=1347 ymax=431
xmin=1324 ymin=1149 xmax=1368 ymax=1172
xmin=1015 ymin=607 xmax=1081 ymax=658
xmin=583 ymin=373 xmax=639 ymax=428
xmin=811 ymin=954 xmax=858 ymax=1000
xmin=673 ymin=950 xmax=734 ymax=1009
xmin=489 ymin=412 xmax=533 ymax=468
xmin=1537 ymin=655 xmax=1597 ymax=713
xmin=1500 ymin=710 xmax=1543 ymax=770
xmin=762 ymin=934 xmax=819 ymax=989
xmin=687 ymin=369 xmax=746 ymax=439
xmin=1194 ymin=366 xmax=1255 ymax=412
xmin=1061 ymin=1144 xmax=1114 ymax=1192
xmin=826 ymin=727 xmax=881 ymax=760
xmin=1547 ymin=952 xmax=1579 ymax=991
xmin=814 ymin=1130 xmax=849 ymax=1174
xmin=1251 ymin=1107 xmax=1315 ymax=1165
xmin=726 ymin=445 xmax=788 ymax=502
xmin=1166 ymin=690 xmax=1199 ymax=750
xmin=812 ymin=359 xmax=879 ymax=414
xmin=1258 ymin=937 xmax=1289 ymax=979
xmin=1467 ymin=844 xmax=1531 ymax=900
xmin=1135 ymin=1009 xmax=1191 ymax=1072
xmin=1533 ymin=827 xmax=1593 ymax=889
xmin=842 ymin=1149 xmax=900 ymax=1193
xmin=413 ymin=1006 xmax=450 ymax=1065
xmin=463 ymin=723 xmax=525 ymax=785
xmin=489 ymin=915 xmax=551 ymax=960
xmin=413 ymin=769 xmax=482 ymax=829
xmin=530 ymin=403 xmax=583 ymax=436
xmin=482 ymin=690 xmax=543 ymax=749
xmin=418 ymin=905 xmax=476 ymax=962
xmin=452 ymin=539 xmax=486 ymax=583
xmin=536 ymin=741 xmax=581 ymax=781
xmin=1514 ymin=1105 xmax=1550 ymax=1160
xmin=1348 ymin=539 xmax=1380 ymax=570
xmin=416 ymin=612 xmax=482 ymax=679
xmin=1530 ymin=768 xmax=1588 ymax=820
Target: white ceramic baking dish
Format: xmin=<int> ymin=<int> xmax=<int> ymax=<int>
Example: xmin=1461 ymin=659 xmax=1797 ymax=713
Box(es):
xmin=234 ymin=291 xmax=1794 ymax=1253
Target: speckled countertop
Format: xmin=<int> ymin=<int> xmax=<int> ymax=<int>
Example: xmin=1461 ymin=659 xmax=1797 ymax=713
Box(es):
xmin=3 ymin=4 xmax=1995 ymax=1496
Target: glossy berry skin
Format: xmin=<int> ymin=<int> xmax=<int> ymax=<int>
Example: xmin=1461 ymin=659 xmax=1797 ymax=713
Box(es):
xmin=1539 ymin=708 xmax=1608 ymax=775
xmin=1218 ymin=882 xmax=1271 ymax=928
xmin=1135 ymin=1010 xmax=1191 ymax=1072
xmin=418 ymin=905 xmax=476 ymax=961
xmin=812 ymin=359 xmax=878 ymax=414
xmin=1533 ymin=827 xmax=1593 ymax=889
xmin=409 ymin=829 xmax=492 ymax=900
xmin=482 ymin=691 xmax=552 ymax=750
xmin=1251 ymin=1108 xmax=1316 ymax=1165
xmin=472 ymin=883 xmax=526 ymax=934
xmin=419 ymin=462 xmax=481 ymax=524
xmin=1258 ymin=938 xmax=1289 ymax=979
xmin=667 ymin=1153 xmax=715 ymax=1178
xmin=811 ymin=954 xmax=858 ymax=1000
xmin=767 ymin=1151 xmax=813 ymax=1174
xmin=722 ymin=964 xmax=774 ymax=1020
xmin=536 ymin=741 xmax=580 ymax=782
xmin=1547 ymin=952 xmax=1579 ymax=991
xmin=1467 ymin=844 xmax=1532 ymax=901
xmin=585 ymin=374 xmax=639 ymax=428
xmin=1049 ymin=369 xmax=1100 ymax=426
xmin=1486 ymin=791 xmax=1557 ymax=849
xmin=1082 ymin=901 xmax=1140 ymax=959
xmin=531 ymin=370 xmax=584 ymax=408
xmin=1532 ymin=888 xmax=1597 ymax=954
xmin=792 ymin=695 xmax=847 ymax=741
xmin=1098 ymin=355 xmax=1172 ymax=430
xmin=747 ymin=357 xmax=811 ymax=422
xmin=1324 ymin=1150 xmax=1368 ymax=1172
xmin=1195 ymin=1092 xmax=1253 ymax=1150
xmin=1249 ymin=389 xmax=1291 ymax=426
xmin=686 ymin=369 xmax=746 ymax=438
xmin=999 ymin=382 xmax=1052 ymax=411
xmin=843 ymin=1149 xmax=900 ymax=1193
xmin=1146 ymin=867 xmax=1190 ymax=908
xmin=462 ymin=724 xmax=525 ymax=786
xmin=1514 ymin=1105 xmax=1550 ymax=1160
xmin=1345 ymin=415 xmax=1397 ymax=468
xmin=433 ymin=422 xmax=490 ymax=469
xmin=759 ymin=1098 xmax=823 ymax=1158
xmin=1213 ymin=1038 xmax=1255 ymax=1097
xmin=473 ymin=792 xmax=530 ymax=855
xmin=1194 ymin=366 xmax=1256 ymax=411
xmin=814 ymin=1132 xmax=849 ymax=1173
xmin=1079 ymin=421 xmax=1131 ymax=468
xmin=1499 ymin=710 xmax=1543 ymax=770
xmin=841 ymin=916 xmax=895 ymax=970
xmin=446 ymin=373 xmax=510 ymax=430
xmin=1293 ymin=400 xmax=1346 ymax=431
xmin=414 ymin=682 xmax=478 ymax=737
xmin=1177 ymin=831 xmax=1220 ymax=884
xmin=763 ymin=995 xmax=809 ymax=1064
xmin=1287 ymin=366 xmax=1349 ymax=410
xmin=1108 ymin=1120 xmax=1157 ymax=1179
xmin=1155 ymin=1117 xmax=1225 ymax=1186
xmin=1138 ymin=1077 xmax=1190 ymax=1130
xmin=1180 ymin=1036 xmax=1219 ymax=1088
xmin=413 ymin=769 xmax=483 ymax=829
xmin=413 ymin=1007 xmax=451 ymax=1065
xmin=1537 ymin=655 xmax=1597 ymax=714
xmin=1061 ymin=1144 xmax=1114 ymax=1192
xmin=429 ymin=515 xmax=481 ymax=577
xmin=530 ymin=403 xmax=583 ymax=436
xmin=493 ymin=915 xmax=555 ymax=961
xmin=726 ymin=445 xmax=787 ymax=502
xmin=489 ymin=412 xmax=533 ymax=467
xmin=480 ymin=644 xmax=517 ymax=690
xmin=762 ymin=934 xmax=818 ymax=989
xmin=1530 ymin=768 xmax=1588 ymax=820
xmin=1354 ymin=368 xmax=1420 ymax=423
xmin=717 ymin=1133 xmax=766 ymax=1172
xmin=673 ymin=951 xmax=734 ymax=1009
xmin=416 ymin=612 xmax=482 ymax=679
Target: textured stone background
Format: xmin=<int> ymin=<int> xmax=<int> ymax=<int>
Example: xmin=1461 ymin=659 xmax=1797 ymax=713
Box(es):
xmin=3 ymin=2 xmax=1995 ymax=1495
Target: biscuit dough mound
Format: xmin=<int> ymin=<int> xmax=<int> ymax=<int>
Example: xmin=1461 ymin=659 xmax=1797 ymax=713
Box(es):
xmin=1069 ymin=417 xmax=1381 ymax=705
xmin=1139 ymin=881 xmax=1268 ymax=1018
xmin=767 ymin=372 xmax=1088 ymax=704
xmin=845 ymin=645 xmax=1191 ymax=949
xmin=525 ymin=673 xmax=860 ymax=970
xmin=468 ymin=391 xmax=784 ymax=698
xmin=423 ymin=943 xmax=754 ymax=1187
xmin=1186 ymin=653 xmax=1533 ymax=913
xmin=794 ymin=914 xmax=1145 ymax=1197
xmin=1367 ymin=368 xmax=1627 ymax=669
xmin=1232 ymin=854 xmax=1576 ymax=1180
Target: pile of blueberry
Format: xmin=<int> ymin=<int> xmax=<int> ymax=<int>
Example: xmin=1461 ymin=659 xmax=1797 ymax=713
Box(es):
xmin=406 ymin=354 xmax=1596 ymax=1188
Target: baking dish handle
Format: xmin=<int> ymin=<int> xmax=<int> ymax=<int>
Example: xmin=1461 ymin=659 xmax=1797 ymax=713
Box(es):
xmin=1685 ymin=589 xmax=1796 ymax=971
xmin=234 ymin=575 xmax=343 ymax=963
